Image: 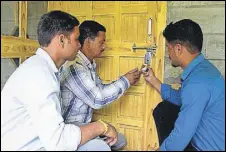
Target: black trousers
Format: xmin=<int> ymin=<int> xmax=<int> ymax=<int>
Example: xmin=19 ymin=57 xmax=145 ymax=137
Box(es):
xmin=153 ymin=101 xmax=197 ymax=151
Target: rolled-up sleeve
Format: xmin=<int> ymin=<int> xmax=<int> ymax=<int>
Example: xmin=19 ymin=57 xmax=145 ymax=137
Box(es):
xmin=161 ymin=83 xmax=182 ymax=106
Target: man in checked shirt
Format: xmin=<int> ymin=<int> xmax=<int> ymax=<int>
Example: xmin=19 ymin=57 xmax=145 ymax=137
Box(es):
xmin=60 ymin=20 xmax=141 ymax=150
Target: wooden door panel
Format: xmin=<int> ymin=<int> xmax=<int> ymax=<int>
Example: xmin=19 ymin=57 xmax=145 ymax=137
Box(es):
xmin=121 ymin=13 xmax=147 ymax=43
xmin=66 ymin=1 xmax=90 ymax=16
xmin=119 ymin=57 xmax=145 ymax=85
xmin=117 ymin=93 xmax=145 ymax=120
xmin=92 ymin=1 xmax=116 ymax=14
xmin=92 ymin=15 xmax=115 ymax=43
xmin=95 ymin=57 xmax=114 ymax=81
xmin=118 ymin=124 xmax=143 ymax=150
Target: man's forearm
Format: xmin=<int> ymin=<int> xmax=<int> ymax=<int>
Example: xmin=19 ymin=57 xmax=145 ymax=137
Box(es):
xmin=149 ymin=76 xmax=162 ymax=94
xmin=79 ymin=121 xmax=105 ymax=146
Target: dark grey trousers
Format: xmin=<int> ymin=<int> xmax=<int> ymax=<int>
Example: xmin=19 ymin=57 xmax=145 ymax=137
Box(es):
xmin=153 ymin=101 xmax=197 ymax=151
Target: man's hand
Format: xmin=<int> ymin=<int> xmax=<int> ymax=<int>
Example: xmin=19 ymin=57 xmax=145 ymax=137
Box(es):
xmin=79 ymin=121 xmax=118 ymax=146
xmin=141 ymin=66 xmax=162 ymax=94
xmin=124 ymin=68 xmax=141 ymax=85
xmin=141 ymin=66 xmax=156 ymax=84
xmin=102 ymin=123 xmax=118 ymax=146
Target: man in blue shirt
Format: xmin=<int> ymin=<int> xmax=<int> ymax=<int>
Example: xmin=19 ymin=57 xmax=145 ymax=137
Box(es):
xmin=142 ymin=19 xmax=225 ymax=151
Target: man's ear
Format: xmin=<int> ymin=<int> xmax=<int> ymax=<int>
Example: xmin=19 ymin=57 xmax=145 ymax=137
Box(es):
xmin=58 ymin=34 xmax=65 ymax=45
xmin=174 ymin=43 xmax=183 ymax=57
xmin=57 ymin=34 xmax=66 ymax=48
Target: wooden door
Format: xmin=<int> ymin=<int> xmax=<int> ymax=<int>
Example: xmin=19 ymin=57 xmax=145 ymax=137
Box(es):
xmin=48 ymin=1 xmax=166 ymax=150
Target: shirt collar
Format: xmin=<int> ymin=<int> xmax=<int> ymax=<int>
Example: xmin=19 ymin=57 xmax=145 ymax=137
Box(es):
xmin=77 ymin=51 xmax=96 ymax=69
xmin=36 ymin=48 xmax=59 ymax=73
xmin=181 ymin=53 xmax=205 ymax=81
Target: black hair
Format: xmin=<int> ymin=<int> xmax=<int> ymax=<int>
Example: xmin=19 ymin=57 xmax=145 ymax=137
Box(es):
xmin=79 ymin=20 xmax=106 ymax=48
xmin=37 ymin=10 xmax=79 ymax=47
xmin=163 ymin=19 xmax=203 ymax=53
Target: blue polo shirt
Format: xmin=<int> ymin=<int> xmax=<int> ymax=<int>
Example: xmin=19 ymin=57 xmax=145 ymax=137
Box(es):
xmin=160 ymin=53 xmax=225 ymax=151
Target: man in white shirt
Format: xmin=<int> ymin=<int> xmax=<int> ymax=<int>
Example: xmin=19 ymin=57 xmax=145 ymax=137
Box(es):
xmin=1 ymin=10 xmax=118 ymax=151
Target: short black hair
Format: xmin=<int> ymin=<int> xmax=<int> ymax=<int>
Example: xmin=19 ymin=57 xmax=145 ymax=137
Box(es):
xmin=37 ymin=10 xmax=79 ymax=47
xmin=79 ymin=20 xmax=106 ymax=48
xmin=163 ymin=19 xmax=203 ymax=53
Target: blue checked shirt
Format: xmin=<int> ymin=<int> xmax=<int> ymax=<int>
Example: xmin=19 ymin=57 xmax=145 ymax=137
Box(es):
xmin=60 ymin=51 xmax=130 ymax=124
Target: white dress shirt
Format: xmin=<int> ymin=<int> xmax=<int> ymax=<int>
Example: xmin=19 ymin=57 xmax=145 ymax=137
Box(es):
xmin=1 ymin=48 xmax=81 ymax=151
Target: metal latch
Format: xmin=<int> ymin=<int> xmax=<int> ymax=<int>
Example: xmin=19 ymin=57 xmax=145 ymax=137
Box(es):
xmin=132 ymin=43 xmax=157 ymax=65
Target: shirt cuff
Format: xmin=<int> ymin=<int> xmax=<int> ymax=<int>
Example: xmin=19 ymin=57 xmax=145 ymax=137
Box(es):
xmin=161 ymin=83 xmax=171 ymax=100
xmin=119 ymin=76 xmax=130 ymax=90
xmin=66 ymin=124 xmax=82 ymax=150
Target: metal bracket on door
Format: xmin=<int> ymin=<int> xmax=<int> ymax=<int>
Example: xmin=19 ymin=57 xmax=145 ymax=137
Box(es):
xmin=132 ymin=43 xmax=157 ymax=66
xmin=132 ymin=43 xmax=157 ymax=53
